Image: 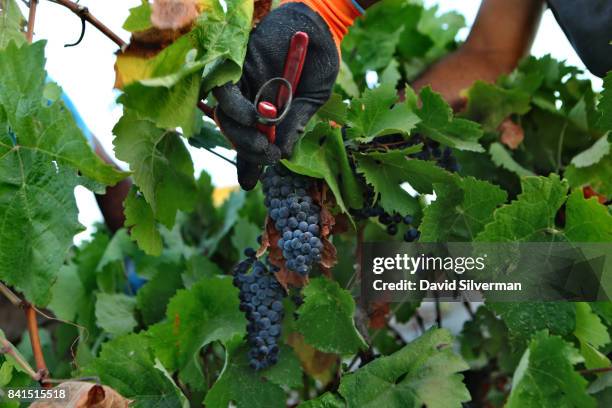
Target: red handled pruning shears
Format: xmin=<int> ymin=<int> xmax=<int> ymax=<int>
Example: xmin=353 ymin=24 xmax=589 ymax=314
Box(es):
xmin=255 ymin=32 xmax=309 ymax=144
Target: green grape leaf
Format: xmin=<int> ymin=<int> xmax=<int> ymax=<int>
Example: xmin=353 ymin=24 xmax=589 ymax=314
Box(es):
xmin=182 ymin=254 xmax=223 ymax=288
xmin=283 ymin=122 xmax=363 ymax=214
xmin=463 ymin=81 xmax=531 ymax=131
xmin=0 ymin=42 xmax=126 ymax=184
xmin=82 ymin=333 xmax=186 ymax=407
xmin=119 ymin=0 xmax=252 ymax=134
xmin=316 ymin=93 xmax=349 ymax=125
xmin=118 ymin=36 xmax=203 ymax=135
xmin=487 ymin=302 xmax=576 ymax=345
xmin=346 ymin=83 xmax=420 ymax=142
xmin=379 ymin=59 xmax=401 ymax=88
xmin=336 ymin=60 xmax=359 ymax=98
xmin=95 ymin=228 xmax=135 ymax=272
xmin=136 ymin=263 xmax=184 ymax=326
xmin=475 ymin=175 xmax=568 ymax=242
xmin=0 ymin=151 xmax=83 ymax=306
xmin=0 ymin=0 xmax=25 ymax=49
xmin=574 ymin=302 xmax=611 ymax=369
xmin=589 ymin=372 xmax=612 ymax=406
xmin=489 ymin=142 xmax=535 ymax=177
xmin=196 ymin=0 xmax=253 ymax=91
xmin=569 ymin=135 xmax=610 ymax=168
xmin=598 ymin=72 xmax=612 ymax=130
xmin=355 ymin=149 xmax=452 ymax=216
xmin=299 ymin=392 xmax=345 ymax=408
xmin=123 ymin=0 xmax=152 ymax=32
xmin=564 ymin=190 xmax=612 ymax=242
xmin=565 ymin=153 xmax=612 ymax=197
xmin=205 ymin=342 xmax=301 ymax=408
xmin=419 ymin=176 xmax=507 ymax=242
xmin=149 ymin=276 xmax=246 ymax=371
xmin=123 ymin=187 xmax=163 ymax=256
xmin=296 ymin=277 xmax=366 ymax=355
xmin=95 ymin=293 xmax=138 ymax=336
xmin=416 ymin=5 xmax=464 ymax=57
xmin=338 ymin=328 xmax=470 ymax=408
xmin=48 ymin=264 xmax=85 ymax=322
xmin=113 ymin=112 xmax=196 ymax=228
xmin=189 ymin=120 xmax=232 ymax=150
xmin=506 ymin=331 xmax=596 ymax=408
xmin=231 ymin=218 xmax=261 ymax=255
xmin=203 ymin=190 xmax=246 ymax=253
xmin=416 ymin=87 xmax=484 ymax=152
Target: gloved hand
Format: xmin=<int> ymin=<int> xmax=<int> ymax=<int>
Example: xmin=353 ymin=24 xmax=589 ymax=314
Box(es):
xmin=213 ymin=0 xmax=362 ymax=190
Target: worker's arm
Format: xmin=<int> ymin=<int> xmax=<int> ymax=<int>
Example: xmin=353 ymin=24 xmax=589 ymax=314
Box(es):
xmin=413 ymin=0 xmax=545 ymax=110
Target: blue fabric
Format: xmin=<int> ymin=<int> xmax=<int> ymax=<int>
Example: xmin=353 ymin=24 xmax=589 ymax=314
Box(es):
xmin=351 ymin=0 xmax=365 ymax=15
xmin=46 ymin=77 xmax=94 ymax=146
xmin=60 ymin=91 xmax=94 ymax=145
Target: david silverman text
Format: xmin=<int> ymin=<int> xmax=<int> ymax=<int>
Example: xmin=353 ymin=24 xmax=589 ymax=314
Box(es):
xmin=373 ymin=279 xmax=523 ymax=291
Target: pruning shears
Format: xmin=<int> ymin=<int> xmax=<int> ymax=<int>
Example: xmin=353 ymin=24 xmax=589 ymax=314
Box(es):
xmin=254 ymin=31 xmax=310 ymax=144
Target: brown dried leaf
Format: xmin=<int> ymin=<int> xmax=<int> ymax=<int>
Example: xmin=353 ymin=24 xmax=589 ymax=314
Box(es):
xmin=287 ymin=332 xmax=338 ymax=385
xmin=253 ymin=0 xmax=272 ymax=24
xmin=499 ymin=118 xmax=524 ymax=149
xmin=30 ymin=382 xmax=131 ymax=408
xmin=151 ymin=0 xmax=200 ymax=31
xmin=368 ymin=302 xmax=390 ymax=329
xmin=260 ymin=217 xmax=308 ymax=289
xmin=313 ymin=182 xmax=337 ymax=270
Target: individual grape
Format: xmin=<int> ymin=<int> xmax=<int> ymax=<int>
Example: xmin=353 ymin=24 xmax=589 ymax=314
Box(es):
xmin=262 ymin=164 xmax=324 ymax=277
xmin=233 ymin=255 xmax=285 ymax=370
xmin=404 ymin=228 xmax=420 ymax=242
xmin=387 ymin=224 xmax=398 ymax=235
xmin=379 ymin=213 xmax=392 ymax=225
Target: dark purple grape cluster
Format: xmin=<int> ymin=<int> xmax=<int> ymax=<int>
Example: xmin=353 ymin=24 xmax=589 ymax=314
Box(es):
xmin=377 ymin=211 xmax=420 ymax=242
xmin=233 ymin=249 xmax=285 ymax=370
xmin=409 ymin=136 xmax=459 ymax=172
xmin=262 ymin=164 xmax=323 ymax=276
xmin=350 ymin=188 xmax=420 ymax=242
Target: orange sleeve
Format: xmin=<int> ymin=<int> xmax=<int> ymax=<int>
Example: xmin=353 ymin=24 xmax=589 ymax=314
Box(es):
xmin=281 ymin=0 xmax=362 ymax=55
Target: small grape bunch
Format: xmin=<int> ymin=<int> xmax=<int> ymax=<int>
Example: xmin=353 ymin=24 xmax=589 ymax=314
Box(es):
xmin=262 ymin=164 xmax=323 ymax=276
xmin=233 ymin=249 xmax=285 ymax=370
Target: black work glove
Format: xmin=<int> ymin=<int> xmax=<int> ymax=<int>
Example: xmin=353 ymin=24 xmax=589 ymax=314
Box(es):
xmin=213 ymin=2 xmax=340 ymax=190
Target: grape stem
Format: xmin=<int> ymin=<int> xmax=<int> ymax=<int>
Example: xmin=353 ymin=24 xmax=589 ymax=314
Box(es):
xmin=47 ymin=0 xmax=127 ymax=50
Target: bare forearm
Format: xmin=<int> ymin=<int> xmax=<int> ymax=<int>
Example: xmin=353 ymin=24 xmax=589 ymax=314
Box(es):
xmin=465 ymin=0 xmax=545 ymax=70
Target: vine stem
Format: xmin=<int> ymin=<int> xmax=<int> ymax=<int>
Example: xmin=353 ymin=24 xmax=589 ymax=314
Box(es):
xmin=0 ymin=336 xmax=41 ymax=381
xmin=0 ymin=282 xmax=21 ymax=306
xmin=49 ymin=0 xmax=127 ymax=50
xmin=26 ymin=305 xmax=49 ymax=384
xmin=0 ymin=283 xmax=50 ymax=387
xmin=579 ymin=366 xmax=612 ymax=375
xmin=25 ymin=0 xmax=38 ymax=42
xmin=197 ymin=100 xmax=215 ymax=120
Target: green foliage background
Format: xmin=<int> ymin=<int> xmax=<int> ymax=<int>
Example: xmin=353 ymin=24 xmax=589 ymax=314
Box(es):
xmin=0 ymin=0 xmax=611 ymax=406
